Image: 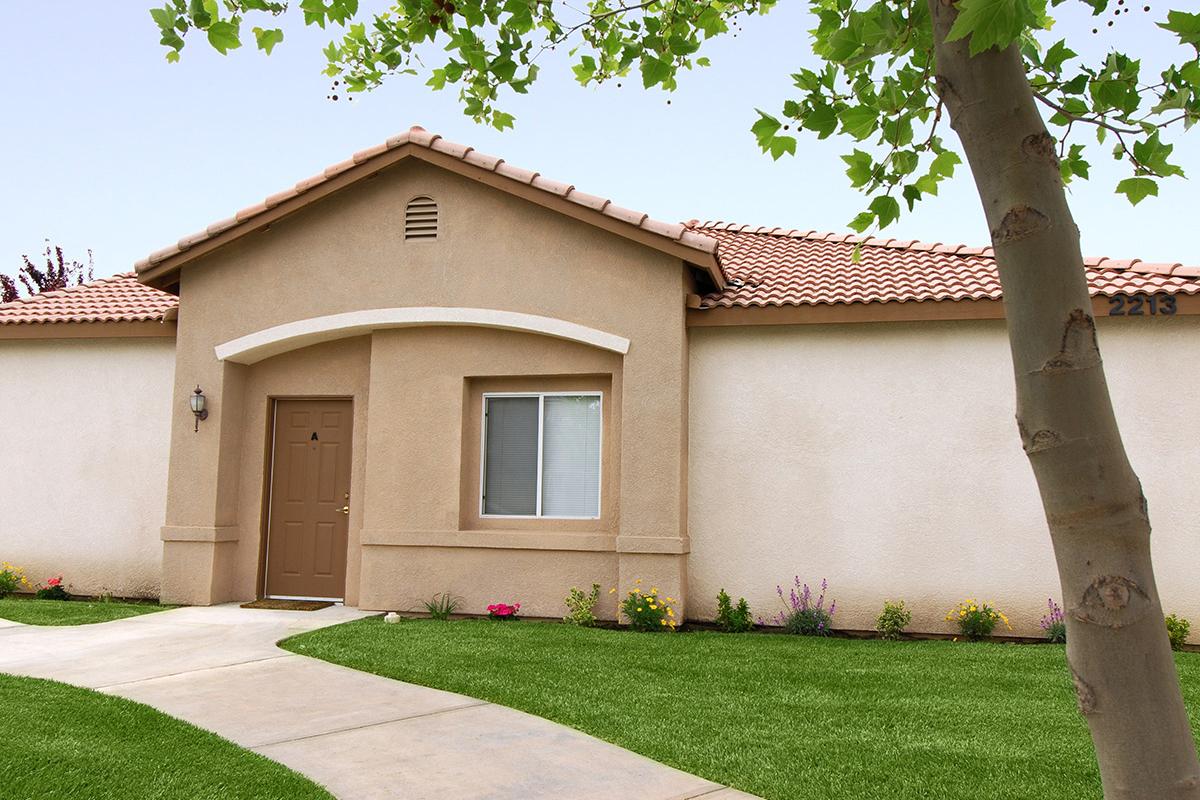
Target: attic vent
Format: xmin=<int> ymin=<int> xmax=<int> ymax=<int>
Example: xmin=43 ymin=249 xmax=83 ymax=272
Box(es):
xmin=405 ymin=196 xmax=439 ymax=240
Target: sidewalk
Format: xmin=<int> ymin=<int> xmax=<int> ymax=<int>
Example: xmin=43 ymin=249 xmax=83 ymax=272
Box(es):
xmin=0 ymin=604 xmax=758 ymax=800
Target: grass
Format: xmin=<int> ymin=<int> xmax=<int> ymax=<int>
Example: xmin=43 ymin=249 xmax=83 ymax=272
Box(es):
xmin=0 ymin=596 xmax=172 ymax=626
xmin=0 ymin=673 xmax=331 ymax=800
xmin=284 ymin=618 xmax=1200 ymax=800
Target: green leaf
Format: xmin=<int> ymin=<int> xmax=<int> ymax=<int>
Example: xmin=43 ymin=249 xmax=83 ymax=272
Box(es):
xmin=824 ymin=26 xmax=863 ymax=62
xmin=768 ymin=136 xmax=797 ymax=160
xmin=838 ymin=105 xmax=878 ymax=140
xmin=1115 ymin=177 xmax=1158 ymax=206
xmin=1158 ymin=10 xmax=1200 ymax=47
xmin=801 ymin=103 xmax=838 ymax=139
xmin=253 ymin=27 xmax=284 ymax=55
xmin=301 ymin=0 xmax=329 ymax=27
xmin=842 ymin=149 xmax=875 ymax=188
xmin=149 ymin=7 xmax=177 ymax=31
xmin=945 ymin=0 xmax=1037 ymax=56
xmin=902 ymin=184 xmax=923 ymax=211
xmin=929 ymin=150 xmax=961 ymax=178
xmin=206 ymin=20 xmax=241 ymax=54
xmin=848 ymin=212 xmax=875 ymax=233
xmin=869 ymin=195 xmax=901 ymax=228
xmin=188 ymin=0 xmax=212 ymax=28
xmin=752 ymin=110 xmax=781 ymax=140
xmin=1132 ymin=132 xmax=1185 ymax=178
xmin=1042 ymin=40 xmax=1076 ymax=73
xmin=640 ymin=56 xmax=672 ymax=88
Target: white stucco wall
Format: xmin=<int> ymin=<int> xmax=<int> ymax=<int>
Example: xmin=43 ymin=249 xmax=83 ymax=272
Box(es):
xmin=688 ymin=315 xmax=1199 ymax=639
xmin=0 ymin=336 xmax=174 ymax=598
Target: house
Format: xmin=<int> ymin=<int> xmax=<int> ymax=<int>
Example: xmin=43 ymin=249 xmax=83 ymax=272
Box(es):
xmin=2 ymin=126 xmax=1197 ymax=636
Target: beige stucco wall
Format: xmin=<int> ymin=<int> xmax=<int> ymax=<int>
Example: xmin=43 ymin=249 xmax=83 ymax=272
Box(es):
xmin=160 ymin=158 xmax=692 ymax=613
xmin=688 ymin=315 xmax=1200 ymax=639
xmin=0 ymin=336 xmax=174 ymax=597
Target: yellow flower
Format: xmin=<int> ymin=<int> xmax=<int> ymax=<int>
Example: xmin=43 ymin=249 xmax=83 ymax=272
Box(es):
xmin=969 ymin=605 xmax=977 ymax=612
xmin=649 ymin=604 xmax=657 ymax=610
xmin=660 ymin=619 xmax=667 ymax=626
xmin=665 ymin=597 xmax=674 ymax=603
xmin=667 ymin=608 xmax=674 ymax=617
xmin=637 ymin=607 xmax=644 ymax=612
xmin=651 ymin=587 xmax=658 ymax=594
xmin=609 ymin=588 xmax=616 ymax=594
xmin=635 ymin=579 xmax=642 ymax=584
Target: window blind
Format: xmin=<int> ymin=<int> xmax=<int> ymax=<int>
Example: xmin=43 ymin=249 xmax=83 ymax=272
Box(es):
xmin=483 ymin=396 xmax=539 ymax=516
xmin=540 ymin=395 xmax=602 ymax=517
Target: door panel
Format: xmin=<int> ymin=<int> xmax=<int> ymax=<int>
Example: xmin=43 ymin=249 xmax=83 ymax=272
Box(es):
xmin=264 ymin=398 xmax=353 ymax=600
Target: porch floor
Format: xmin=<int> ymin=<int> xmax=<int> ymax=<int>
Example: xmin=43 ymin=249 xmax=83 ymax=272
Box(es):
xmin=0 ymin=604 xmax=757 ymax=800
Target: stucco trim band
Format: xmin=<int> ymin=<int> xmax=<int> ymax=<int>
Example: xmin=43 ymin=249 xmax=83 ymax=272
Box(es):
xmin=360 ymin=529 xmax=617 ymax=552
xmin=161 ymin=525 xmax=241 ymax=543
xmin=215 ymin=307 xmax=632 ymax=364
xmin=615 ymin=536 xmax=691 ymax=554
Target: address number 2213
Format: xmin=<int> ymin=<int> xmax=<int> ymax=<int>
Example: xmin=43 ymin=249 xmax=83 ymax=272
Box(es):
xmin=1108 ymin=295 xmax=1177 ymax=316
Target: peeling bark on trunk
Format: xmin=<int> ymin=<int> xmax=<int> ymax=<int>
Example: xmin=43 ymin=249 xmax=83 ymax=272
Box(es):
xmin=927 ymin=2 xmax=1200 ymax=797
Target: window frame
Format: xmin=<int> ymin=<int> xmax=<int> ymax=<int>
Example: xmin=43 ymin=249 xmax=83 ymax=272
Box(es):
xmin=479 ymin=391 xmax=604 ymax=520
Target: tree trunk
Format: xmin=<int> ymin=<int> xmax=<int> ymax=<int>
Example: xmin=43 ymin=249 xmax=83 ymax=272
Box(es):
xmin=926 ymin=2 xmax=1200 ymax=797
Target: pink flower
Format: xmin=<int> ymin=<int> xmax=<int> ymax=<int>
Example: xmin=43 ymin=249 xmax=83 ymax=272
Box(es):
xmin=47 ymin=577 xmax=61 ymax=587
xmin=487 ymin=602 xmax=519 ymax=617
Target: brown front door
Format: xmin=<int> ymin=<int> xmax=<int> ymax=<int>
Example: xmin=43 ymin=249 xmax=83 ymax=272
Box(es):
xmin=264 ymin=398 xmax=353 ymax=600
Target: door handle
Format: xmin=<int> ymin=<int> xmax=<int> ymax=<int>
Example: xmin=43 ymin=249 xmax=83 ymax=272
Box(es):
xmin=336 ymin=505 xmax=350 ymax=515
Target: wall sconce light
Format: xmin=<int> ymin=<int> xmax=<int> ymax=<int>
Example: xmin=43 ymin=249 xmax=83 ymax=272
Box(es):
xmin=190 ymin=385 xmax=209 ymax=432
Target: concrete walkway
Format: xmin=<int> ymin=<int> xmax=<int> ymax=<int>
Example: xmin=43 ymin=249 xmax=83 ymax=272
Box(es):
xmin=0 ymin=605 xmax=758 ymax=800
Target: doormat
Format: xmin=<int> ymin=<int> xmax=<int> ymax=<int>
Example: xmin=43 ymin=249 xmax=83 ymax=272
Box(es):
xmin=240 ymin=599 xmax=333 ymax=612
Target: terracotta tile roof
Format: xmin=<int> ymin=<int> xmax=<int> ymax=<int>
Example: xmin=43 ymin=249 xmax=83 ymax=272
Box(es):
xmin=0 ymin=273 xmax=178 ymax=325
xmin=134 ymin=125 xmax=720 ymax=277
xmin=692 ymin=222 xmax=1200 ymax=308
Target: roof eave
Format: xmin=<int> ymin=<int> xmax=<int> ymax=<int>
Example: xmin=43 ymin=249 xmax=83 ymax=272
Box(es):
xmin=0 ymin=319 xmax=177 ymax=339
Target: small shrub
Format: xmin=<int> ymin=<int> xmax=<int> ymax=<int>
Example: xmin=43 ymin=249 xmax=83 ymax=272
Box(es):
xmin=1166 ymin=614 xmax=1191 ymax=651
xmin=422 ymin=592 xmax=462 ymax=621
xmin=486 ymin=602 xmax=520 ymax=620
xmin=35 ymin=576 xmax=69 ymax=601
xmin=876 ymin=600 xmax=912 ymax=640
xmin=771 ymin=577 xmax=836 ymax=636
xmin=715 ymin=589 xmax=754 ymax=632
xmin=946 ymin=598 xmax=1011 ymax=641
xmin=0 ymin=562 xmax=30 ymax=598
xmin=1040 ymin=598 xmax=1067 ymax=643
xmin=614 ymin=580 xmax=677 ymax=631
xmin=564 ymin=584 xmax=601 ymax=627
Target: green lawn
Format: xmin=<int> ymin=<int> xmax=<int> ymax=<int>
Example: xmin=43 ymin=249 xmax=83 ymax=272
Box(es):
xmin=0 ymin=673 xmax=331 ymax=800
xmin=284 ymin=618 xmax=1200 ymax=800
xmin=0 ymin=597 xmax=172 ymax=626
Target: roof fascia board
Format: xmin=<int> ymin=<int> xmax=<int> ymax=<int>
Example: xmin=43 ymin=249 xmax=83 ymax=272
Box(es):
xmin=0 ymin=320 xmax=178 ymax=340
xmin=137 ymin=144 xmax=722 ymax=289
xmin=687 ymin=293 xmax=1200 ymax=327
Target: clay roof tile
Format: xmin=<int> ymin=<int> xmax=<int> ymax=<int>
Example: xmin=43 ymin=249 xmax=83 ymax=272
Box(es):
xmin=0 ymin=273 xmax=178 ymax=326
xmin=692 ymin=222 xmax=1200 ymax=309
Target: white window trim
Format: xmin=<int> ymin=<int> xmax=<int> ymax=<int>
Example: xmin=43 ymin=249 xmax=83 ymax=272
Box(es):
xmin=480 ymin=391 xmax=603 ymax=520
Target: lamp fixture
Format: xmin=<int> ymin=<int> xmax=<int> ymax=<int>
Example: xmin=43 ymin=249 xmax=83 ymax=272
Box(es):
xmin=190 ymin=385 xmax=208 ymax=432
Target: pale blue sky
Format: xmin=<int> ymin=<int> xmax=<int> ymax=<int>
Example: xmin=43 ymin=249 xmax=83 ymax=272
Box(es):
xmin=2 ymin=2 xmax=1196 ymax=278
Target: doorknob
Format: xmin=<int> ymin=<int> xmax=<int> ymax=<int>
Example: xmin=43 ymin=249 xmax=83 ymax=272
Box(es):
xmin=336 ymin=505 xmax=350 ymax=515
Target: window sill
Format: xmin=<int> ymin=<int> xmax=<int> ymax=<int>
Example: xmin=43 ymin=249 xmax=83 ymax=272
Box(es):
xmin=360 ymin=528 xmax=617 ymax=552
